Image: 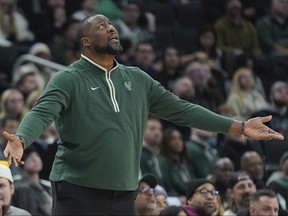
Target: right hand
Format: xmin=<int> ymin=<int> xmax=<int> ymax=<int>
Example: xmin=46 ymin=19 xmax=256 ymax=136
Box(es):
xmin=2 ymin=131 xmax=24 ymax=166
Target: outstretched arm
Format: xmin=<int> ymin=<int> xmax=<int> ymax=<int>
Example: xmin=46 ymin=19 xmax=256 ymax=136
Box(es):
xmin=228 ymin=115 xmax=284 ymax=140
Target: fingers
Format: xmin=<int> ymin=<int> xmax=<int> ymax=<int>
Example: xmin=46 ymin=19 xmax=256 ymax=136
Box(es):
xmin=3 ymin=131 xmax=16 ymax=142
xmin=260 ymin=115 xmax=272 ymax=123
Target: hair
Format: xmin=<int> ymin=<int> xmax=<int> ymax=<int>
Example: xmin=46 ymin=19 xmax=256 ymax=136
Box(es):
xmin=76 ymin=15 xmax=94 ymax=46
xmin=160 ymin=127 xmax=188 ymax=159
xmin=159 ymin=206 xmax=188 ymax=216
xmin=196 ymin=25 xmax=218 ymax=58
xmin=250 ymin=189 xmax=277 ymax=204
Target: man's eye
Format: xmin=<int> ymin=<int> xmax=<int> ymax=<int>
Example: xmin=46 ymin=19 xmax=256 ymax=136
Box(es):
xmin=99 ymin=24 xmax=105 ymax=29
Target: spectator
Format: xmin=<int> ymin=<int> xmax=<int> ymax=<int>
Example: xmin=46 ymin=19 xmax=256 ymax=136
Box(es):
xmin=0 ymin=0 xmax=34 ymax=46
xmin=160 ymin=127 xmax=196 ymax=201
xmin=224 ymin=171 xmax=257 ymax=215
xmin=0 ymin=162 xmax=31 ymax=215
xmin=184 ymin=61 xmax=225 ymax=113
xmin=214 ymin=0 xmax=261 ymax=56
xmin=208 ymin=157 xmax=235 ymax=210
xmin=140 ymin=115 xmax=168 ymax=188
xmin=12 ymin=146 xmax=52 ymax=215
xmin=186 ymin=128 xmax=219 ymax=178
xmin=256 ymin=0 xmax=288 ymax=56
xmin=135 ymin=173 xmax=158 ymax=216
xmin=0 ymin=88 xmax=24 ymax=121
xmin=249 ymin=189 xmax=279 ymax=216
xmin=183 ymin=178 xmax=219 ymax=216
xmin=267 ymin=151 xmax=288 ymax=215
xmin=226 ymin=67 xmax=268 ymax=119
xmin=132 ymin=41 xmax=161 ymax=82
xmin=12 ymin=64 xmax=44 ymax=101
xmin=51 ymin=18 xmax=81 ymax=66
xmin=113 ymin=0 xmax=156 ymax=46
xmin=240 ymin=151 xmax=265 ymax=189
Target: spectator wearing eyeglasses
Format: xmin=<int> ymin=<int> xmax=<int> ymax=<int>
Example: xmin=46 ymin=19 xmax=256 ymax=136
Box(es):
xmin=135 ymin=173 xmax=158 ymax=216
xmin=183 ymin=178 xmax=220 ymax=216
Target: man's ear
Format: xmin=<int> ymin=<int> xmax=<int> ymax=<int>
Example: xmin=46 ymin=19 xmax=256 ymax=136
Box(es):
xmin=81 ymin=37 xmax=90 ymax=47
xmin=10 ymin=183 xmax=15 ymax=195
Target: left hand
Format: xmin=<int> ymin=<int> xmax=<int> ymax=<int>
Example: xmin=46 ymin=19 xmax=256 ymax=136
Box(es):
xmin=244 ymin=115 xmax=284 ymax=140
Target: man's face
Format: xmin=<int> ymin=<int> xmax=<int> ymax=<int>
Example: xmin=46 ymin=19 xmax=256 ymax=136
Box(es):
xmin=231 ymin=179 xmax=256 ymax=209
xmin=0 ymin=178 xmax=14 ymax=215
xmin=188 ymin=183 xmax=218 ymax=216
xmin=250 ymin=196 xmax=279 ymax=216
xmin=135 ymin=182 xmax=156 ymax=214
xmin=144 ymin=119 xmax=162 ymax=147
xmin=83 ymin=15 xmax=123 ymax=55
xmin=214 ymin=160 xmax=234 ymax=184
xmin=243 ymin=154 xmax=264 ymax=180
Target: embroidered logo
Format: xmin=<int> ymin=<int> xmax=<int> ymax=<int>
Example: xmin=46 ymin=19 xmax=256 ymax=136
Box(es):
xmin=124 ymin=82 xmax=132 ymax=91
xmin=91 ymin=86 xmax=100 ymax=91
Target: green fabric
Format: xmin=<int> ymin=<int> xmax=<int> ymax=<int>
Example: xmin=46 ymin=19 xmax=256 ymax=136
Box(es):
xmin=96 ymin=0 xmax=123 ymax=21
xmin=140 ymin=147 xmax=170 ymax=188
xmin=256 ymin=15 xmax=288 ymax=53
xmin=17 ymin=57 xmax=233 ymax=190
xmin=186 ymin=140 xmax=218 ymax=178
xmin=214 ymin=16 xmax=261 ymax=54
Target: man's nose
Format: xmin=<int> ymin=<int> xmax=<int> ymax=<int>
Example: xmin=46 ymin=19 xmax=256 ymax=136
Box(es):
xmin=108 ymin=24 xmax=117 ymax=32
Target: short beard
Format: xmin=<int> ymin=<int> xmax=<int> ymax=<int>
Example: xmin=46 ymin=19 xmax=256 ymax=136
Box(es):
xmin=93 ymin=44 xmax=123 ymax=55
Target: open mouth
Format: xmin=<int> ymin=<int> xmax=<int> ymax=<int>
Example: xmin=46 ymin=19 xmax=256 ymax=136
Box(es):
xmin=109 ymin=34 xmax=119 ymax=43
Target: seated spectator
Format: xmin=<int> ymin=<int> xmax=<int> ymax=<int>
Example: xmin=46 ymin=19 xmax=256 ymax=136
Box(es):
xmin=267 ymin=151 xmax=288 ymax=215
xmin=186 ymin=128 xmax=219 ymax=178
xmin=0 ymin=162 xmax=31 ymax=215
xmin=113 ymin=0 xmax=156 ymax=47
xmin=214 ymin=0 xmax=261 ymax=56
xmin=0 ymin=88 xmax=25 ymax=121
xmin=224 ymin=171 xmax=257 ymax=216
xmin=208 ymin=157 xmax=235 ymax=210
xmin=184 ymin=61 xmax=225 ymax=113
xmin=51 ymin=18 xmax=80 ymax=66
xmin=0 ymin=0 xmax=34 ymax=46
xmin=240 ymin=151 xmax=266 ymax=190
xmin=256 ymin=0 xmax=288 ymax=56
xmin=182 ymin=178 xmax=219 ymax=216
xmin=226 ymin=67 xmax=268 ymax=119
xmin=249 ymin=189 xmax=279 ymax=216
xmin=140 ymin=115 xmax=169 ymax=188
xmin=135 ymin=173 xmax=158 ymax=216
xmin=12 ymin=147 xmax=52 ymax=215
xmin=160 ymin=128 xmax=196 ymax=201
xmin=131 ymin=41 xmax=161 ymax=82
xmin=12 ymin=64 xmax=45 ymax=101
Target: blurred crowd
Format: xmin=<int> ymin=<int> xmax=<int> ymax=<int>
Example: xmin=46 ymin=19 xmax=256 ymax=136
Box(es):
xmin=0 ymin=0 xmax=288 ymax=215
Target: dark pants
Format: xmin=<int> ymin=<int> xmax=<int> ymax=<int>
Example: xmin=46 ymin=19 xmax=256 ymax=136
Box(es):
xmin=51 ymin=181 xmax=137 ymax=216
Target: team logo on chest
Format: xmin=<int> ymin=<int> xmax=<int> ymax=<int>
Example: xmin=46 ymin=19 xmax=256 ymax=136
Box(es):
xmin=124 ymin=81 xmax=132 ymax=91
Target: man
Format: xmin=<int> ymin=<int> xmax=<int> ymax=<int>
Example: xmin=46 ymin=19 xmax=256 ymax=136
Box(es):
xmin=224 ymin=171 xmax=257 ymax=215
xmin=214 ymin=0 xmax=261 ymax=56
xmin=12 ymin=147 xmax=52 ymax=215
xmin=240 ymin=151 xmax=265 ymax=189
xmin=140 ymin=115 xmax=168 ymax=187
xmin=256 ymin=0 xmax=288 ymax=55
xmin=2 ymin=14 xmax=284 ymax=215
xmin=135 ymin=173 xmax=158 ymax=216
xmin=182 ymin=178 xmax=219 ymax=216
xmin=249 ymin=189 xmax=279 ymax=216
xmin=0 ymin=161 xmax=31 ymax=216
